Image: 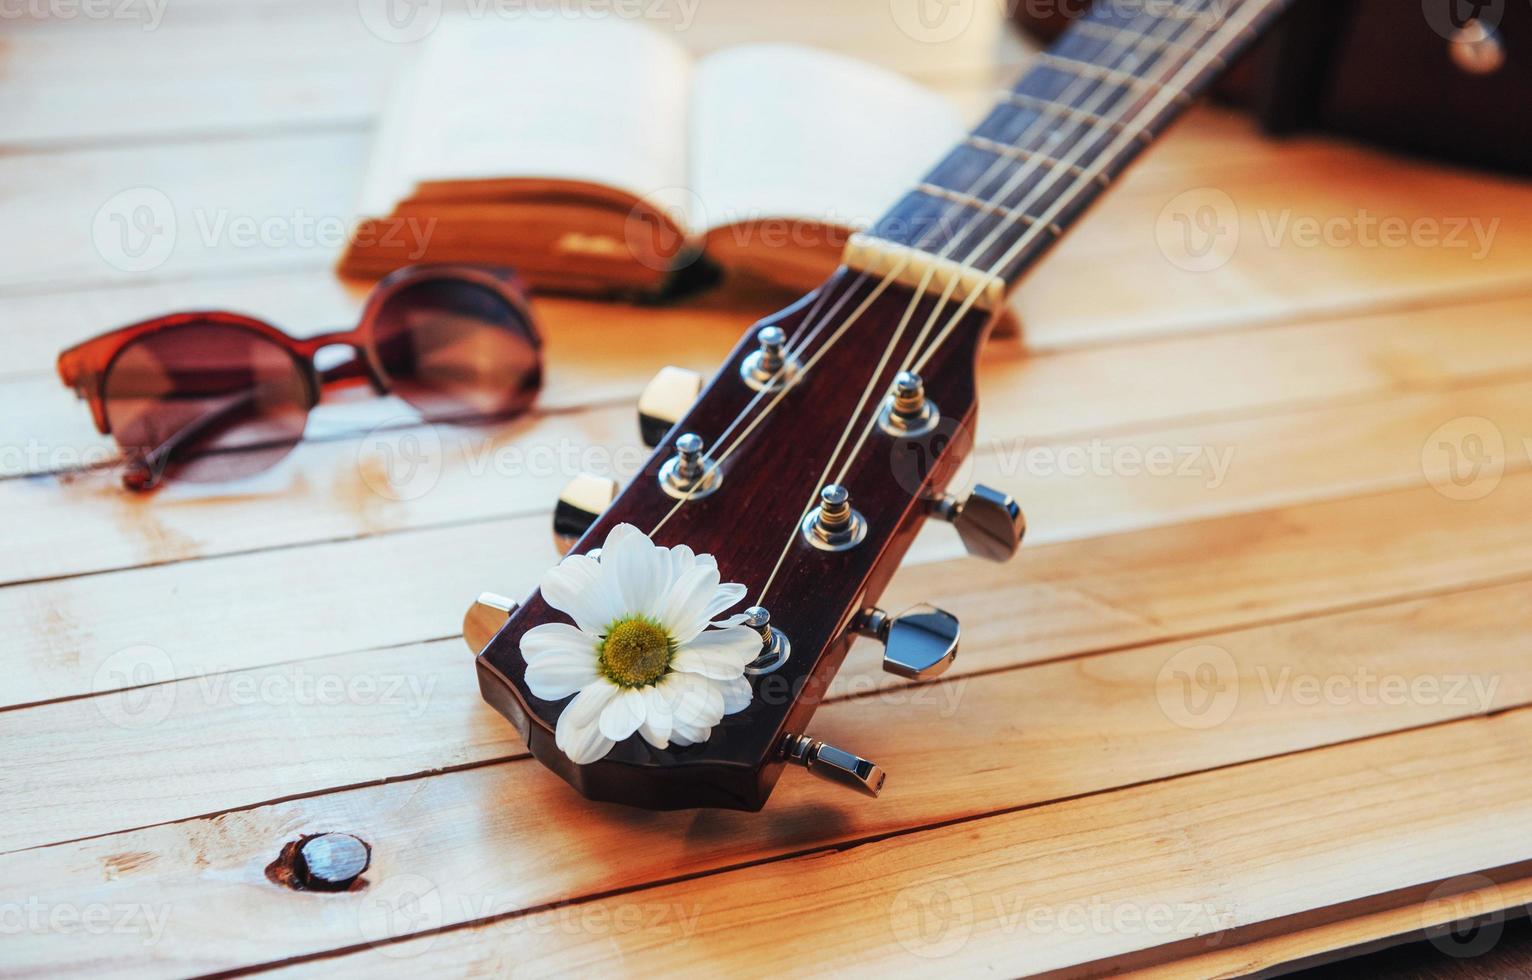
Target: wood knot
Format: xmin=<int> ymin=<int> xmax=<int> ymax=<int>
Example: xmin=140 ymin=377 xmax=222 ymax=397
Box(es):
xmin=266 ymin=833 xmax=371 ymax=892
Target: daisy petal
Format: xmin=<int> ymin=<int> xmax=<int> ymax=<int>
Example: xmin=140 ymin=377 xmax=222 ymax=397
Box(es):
xmin=673 ymin=626 xmax=761 ymax=679
xmin=660 ymin=563 xmax=722 ymax=644
xmin=638 ymin=687 xmax=674 ymax=748
xmin=703 ymin=582 xmax=748 ymax=622
xmin=665 ymin=672 xmax=726 ymax=728
xmin=520 ymin=622 xmax=596 ymax=661
xmin=525 ymin=651 xmax=600 ymax=701
xmin=540 ymin=554 xmax=614 ymax=634
xmin=599 ymin=687 xmax=649 ymax=741
xmin=555 ymin=681 xmax=620 ymax=764
xmin=711 ymin=612 xmax=752 ymax=628
xmin=603 ymin=523 xmax=668 ymax=616
xmin=720 ymin=675 xmax=753 ymax=715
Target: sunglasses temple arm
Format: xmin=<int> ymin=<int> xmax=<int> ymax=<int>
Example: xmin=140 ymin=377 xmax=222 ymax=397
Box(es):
xmin=126 ymin=390 xmax=263 ymax=489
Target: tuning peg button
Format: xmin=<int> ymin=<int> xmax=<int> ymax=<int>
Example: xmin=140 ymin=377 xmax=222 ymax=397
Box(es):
xmin=783 ymin=733 xmax=885 ymax=797
xmin=935 ymin=484 xmax=1025 ymax=562
xmin=856 ymin=603 xmax=959 ymax=680
xmin=553 ymin=473 xmax=618 ymax=555
xmin=463 ymin=593 xmax=519 ymax=655
xmin=638 ymin=366 xmax=704 ymax=449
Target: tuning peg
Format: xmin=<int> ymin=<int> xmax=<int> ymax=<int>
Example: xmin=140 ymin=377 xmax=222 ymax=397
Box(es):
xmin=782 ymin=733 xmax=885 ymax=797
xmin=638 ymin=366 xmax=704 ymax=448
xmin=553 ymin=473 xmax=619 ymax=554
xmin=463 ymin=593 xmax=519 ymax=655
xmin=855 ymin=603 xmax=959 ymax=680
xmin=934 ymin=484 xmax=1025 ymax=562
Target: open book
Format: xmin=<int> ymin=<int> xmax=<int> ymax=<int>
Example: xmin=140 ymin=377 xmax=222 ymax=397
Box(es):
xmin=341 ymin=17 xmax=966 ymax=296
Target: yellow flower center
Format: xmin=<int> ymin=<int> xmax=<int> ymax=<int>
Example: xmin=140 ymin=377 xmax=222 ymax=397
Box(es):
xmin=599 ymin=617 xmax=673 ymax=688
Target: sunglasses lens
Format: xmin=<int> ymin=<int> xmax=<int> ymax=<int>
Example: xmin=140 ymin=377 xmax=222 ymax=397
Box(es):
xmin=371 ymin=278 xmax=541 ymax=422
xmin=103 ymin=322 xmax=311 ymax=488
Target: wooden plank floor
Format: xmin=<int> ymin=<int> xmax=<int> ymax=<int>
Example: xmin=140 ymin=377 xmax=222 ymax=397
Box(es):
xmin=4 ymin=3 xmax=1530 ymax=976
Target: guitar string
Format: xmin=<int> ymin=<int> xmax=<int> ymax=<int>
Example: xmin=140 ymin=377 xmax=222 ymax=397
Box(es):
xmin=907 ymin=0 xmax=1273 ymax=380
xmin=645 ymin=263 xmax=900 ymax=539
xmin=823 ymin=0 xmax=1232 ymax=491
xmin=645 ymin=269 xmax=867 ymax=538
xmin=749 ymin=2 xmax=1211 ymax=603
xmin=825 ymin=1 xmax=1223 ymax=482
xmin=658 ymin=0 xmax=1201 ymax=549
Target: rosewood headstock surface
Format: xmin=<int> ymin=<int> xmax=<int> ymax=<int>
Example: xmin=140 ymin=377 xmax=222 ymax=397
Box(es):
xmin=473 ymin=268 xmax=1004 ymax=810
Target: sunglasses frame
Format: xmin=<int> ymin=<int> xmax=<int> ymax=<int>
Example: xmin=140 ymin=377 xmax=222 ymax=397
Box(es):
xmin=58 ymin=264 xmax=542 ymax=439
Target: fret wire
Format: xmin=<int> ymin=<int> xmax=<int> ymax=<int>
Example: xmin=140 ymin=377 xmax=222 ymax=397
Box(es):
xmin=1033 ymin=51 xmax=1174 ymax=95
xmin=960 ymin=135 xmax=1113 ymax=188
xmin=925 ymin=1 xmax=1216 ymax=255
xmin=914 ymin=183 xmax=1062 ymax=235
xmin=1068 ymin=19 xmax=1202 ymax=60
xmin=879 ymin=0 xmax=1219 ymax=264
xmin=975 ymin=0 xmax=1283 ymax=285
xmin=993 ymin=91 xmax=1157 ymax=143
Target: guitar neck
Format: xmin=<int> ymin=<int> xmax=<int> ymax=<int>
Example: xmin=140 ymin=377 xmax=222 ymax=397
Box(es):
xmin=847 ymin=0 xmax=1293 ymax=303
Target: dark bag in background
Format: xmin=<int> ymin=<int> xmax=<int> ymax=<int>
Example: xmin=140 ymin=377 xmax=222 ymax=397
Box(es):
xmin=1014 ymin=0 xmax=1532 ymax=176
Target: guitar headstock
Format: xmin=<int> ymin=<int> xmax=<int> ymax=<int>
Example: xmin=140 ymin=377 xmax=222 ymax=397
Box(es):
xmin=467 ymin=267 xmax=1024 ymax=810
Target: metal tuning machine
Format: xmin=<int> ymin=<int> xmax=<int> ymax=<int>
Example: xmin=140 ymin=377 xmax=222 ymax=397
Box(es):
xmin=782 ymin=733 xmax=885 ymax=798
xmin=854 ymin=603 xmax=960 ymax=680
xmin=934 ymin=484 xmax=1025 ymax=562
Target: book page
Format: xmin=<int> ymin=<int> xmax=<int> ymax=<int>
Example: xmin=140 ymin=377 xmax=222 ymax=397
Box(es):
xmin=368 ymin=16 xmax=696 ymax=227
xmin=689 ymin=45 xmax=964 ymax=242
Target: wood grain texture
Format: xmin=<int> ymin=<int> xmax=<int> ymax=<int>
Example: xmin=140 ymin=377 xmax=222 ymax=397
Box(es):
xmin=268 ymin=708 xmax=1532 ymax=977
xmin=6 ymin=575 xmax=1531 ymax=973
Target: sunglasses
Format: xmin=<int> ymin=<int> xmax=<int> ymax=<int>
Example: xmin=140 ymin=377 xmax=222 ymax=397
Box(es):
xmin=57 ymin=264 xmax=543 ymax=491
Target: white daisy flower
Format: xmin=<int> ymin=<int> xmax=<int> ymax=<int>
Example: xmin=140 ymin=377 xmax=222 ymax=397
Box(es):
xmin=520 ymin=523 xmax=760 ymax=764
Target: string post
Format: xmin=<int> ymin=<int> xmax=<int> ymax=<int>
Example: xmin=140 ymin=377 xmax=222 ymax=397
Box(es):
xmin=878 ymin=370 xmax=940 ymax=438
xmin=742 ymin=605 xmax=792 ymax=676
xmin=741 ymin=325 xmax=796 ymax=392
xmin=659 ymin=432 xmax=721 ymax=500
xmin=802 ymin=483 xmax=867 ymax=552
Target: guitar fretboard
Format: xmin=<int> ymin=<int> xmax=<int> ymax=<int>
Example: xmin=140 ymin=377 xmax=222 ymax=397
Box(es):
xmin=859 ymin=0 xmax=1293 ymax=292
